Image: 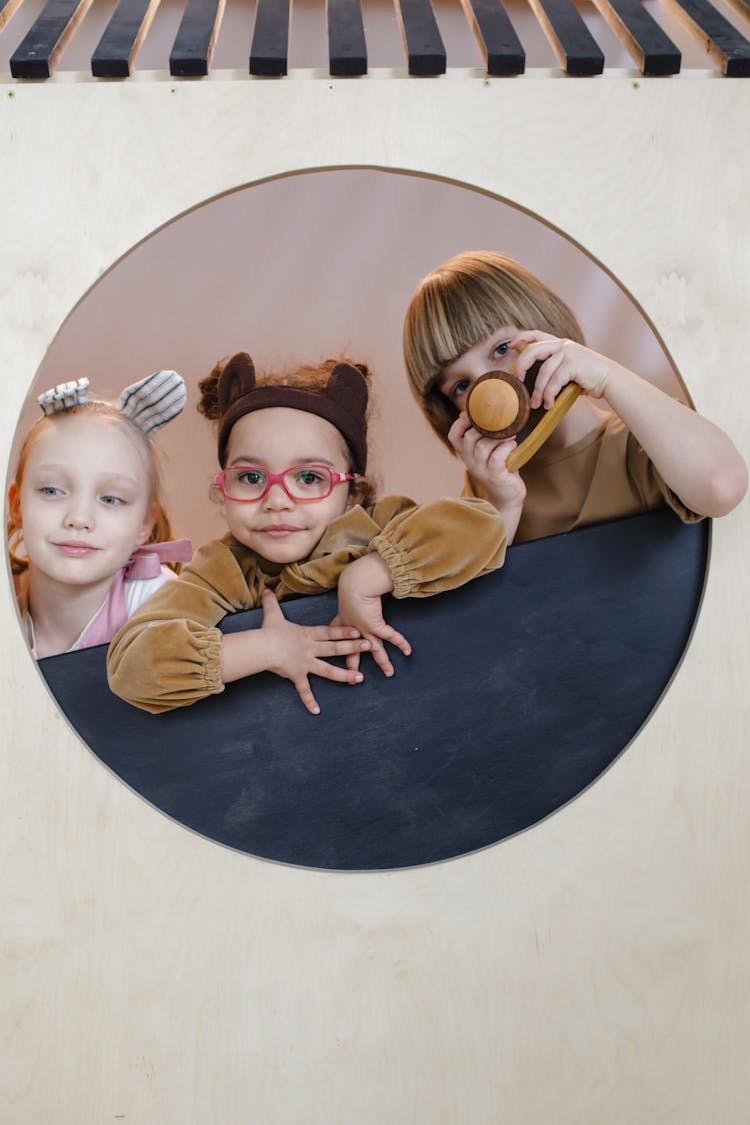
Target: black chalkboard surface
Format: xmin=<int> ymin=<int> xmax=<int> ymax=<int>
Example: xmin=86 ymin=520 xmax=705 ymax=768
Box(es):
xmin=39 ymin=510 xmax=708 ymax=870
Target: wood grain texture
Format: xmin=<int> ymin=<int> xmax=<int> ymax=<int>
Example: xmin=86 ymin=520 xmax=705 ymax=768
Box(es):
xmin=0 ymin=75 xmax=748 ymax=1123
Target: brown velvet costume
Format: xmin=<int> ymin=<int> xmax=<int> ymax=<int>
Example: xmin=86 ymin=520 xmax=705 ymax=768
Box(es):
xmin=107 ymin=494 xmax=507 ymax=713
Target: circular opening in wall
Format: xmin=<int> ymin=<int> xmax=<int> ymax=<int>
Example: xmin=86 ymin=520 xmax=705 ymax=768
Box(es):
xmin=7 ymin=167 xmax=709 ymax=870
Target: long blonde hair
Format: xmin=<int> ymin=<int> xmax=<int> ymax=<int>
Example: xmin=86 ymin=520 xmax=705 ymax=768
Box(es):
xmin=403 ymin=251 xmax=585 ymax=450
xmin=8 ymin=401 xmax=176 ymax=580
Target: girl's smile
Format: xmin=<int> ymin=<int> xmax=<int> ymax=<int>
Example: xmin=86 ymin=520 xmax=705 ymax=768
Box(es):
xmin=217 ymin=408 xmax=354 ymax=565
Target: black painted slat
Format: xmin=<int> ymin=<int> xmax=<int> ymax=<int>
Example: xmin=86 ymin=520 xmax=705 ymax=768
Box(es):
xmin=250 ymin=0 xmax=290 ymax=76
xmin=0 ymin=0 xmax=25 ymax=33
xmin=10 ymin=0 xmax=94 ymax=78
xmin=591 ymin=0 xmax=681 ymax=74
xmin=327 ymin=0 xmax=367 ymax=76
xmin=395 ymin=0 xmax=446 ymax=75
xmin=529 ymin=0 xmax=605 ymax=74
xmin=91 ymin=0 xmax=160 ymax=78
xmin=169 ymin=0 xmax=225 ymax=77
xmin=462 ymin=0 xmax=525 ymax=75
xmin=665 ymin=0 xmax=750 ymax=75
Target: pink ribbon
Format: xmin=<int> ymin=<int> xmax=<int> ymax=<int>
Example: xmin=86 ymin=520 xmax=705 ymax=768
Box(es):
xmin=76 ymin=538 xmax=193 ymax=650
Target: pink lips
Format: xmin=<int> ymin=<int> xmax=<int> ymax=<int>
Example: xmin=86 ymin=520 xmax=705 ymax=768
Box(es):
xmin=54 ymin=541 xmax=99 ymax=557
xmin=260 ymin=526 xmax=302 ymax=538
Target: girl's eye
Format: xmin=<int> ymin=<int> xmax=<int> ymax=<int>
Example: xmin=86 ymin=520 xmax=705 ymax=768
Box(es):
xmin=492 ymin=341 xmax=511 ymax=360
xmin=450 ymin=379 xmax=471 ymax=402
xmin=237 ymin=469 xmax=265 ymax=486
xmin=100 ymin=495 xmax=126 ymax=506
xmin=38 ymin=485 xmax=63 ymax=497
xmin=295 ymin=469 xmax=327 ymax=487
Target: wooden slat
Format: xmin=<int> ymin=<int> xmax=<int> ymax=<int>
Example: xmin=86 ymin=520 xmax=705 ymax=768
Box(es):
xmin=169 ymin=0 xmax=226 ymax=77
xmin=394 ymin=0 xmax=446 ymax=75
xmin=90 ymin=0 xmax=161 ymax=78
xmin=460 ymin=0 xmax=525 ymax=75
xmin=527 ymin=0 xmax=605 ymax=74
xmin=723 ymin=0 xmax=750 ymax=25
xmin=0 ymin=0 xmax=25 ymax=33
xmin=10 ymin=0 xmax=96 ymax=78
xmin=661 ymin=0 xmax=750 ymax=74
xmin=589 ymin=0 xmax=681 ymax=74
xmin=249 ymin=0 xmax=290 ymax=76
xmin=327 ymin=0 xmax=367 ymax=76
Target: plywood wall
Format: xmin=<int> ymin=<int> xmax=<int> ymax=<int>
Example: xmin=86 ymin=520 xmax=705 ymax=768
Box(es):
xmin=1 ymin=73 xmax=748 ymax=1123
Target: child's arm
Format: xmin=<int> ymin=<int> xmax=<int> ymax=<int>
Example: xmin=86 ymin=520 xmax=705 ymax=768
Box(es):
xmin=332 ymin=494 xmax=509 ymax=675
xmin=333 ymin=554 xmax=412 ymax=677
xmin=513 ymin=330 xmax=748 ymax=518
xmin=107 ymin=538 xmax=368 ymax=714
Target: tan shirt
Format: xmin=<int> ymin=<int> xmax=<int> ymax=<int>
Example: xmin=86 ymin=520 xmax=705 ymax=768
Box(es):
xmin=107 ymin=494 xmax=507 ymax=713
xmin=464 ymin=413 xmax=702 ymax=543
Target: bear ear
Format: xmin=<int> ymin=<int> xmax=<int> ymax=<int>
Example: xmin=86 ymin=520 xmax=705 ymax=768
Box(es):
xmin=327 ymin=363 xmax=368 ymax=422
xmin=218 ymin=353 xmax=256 ymax=413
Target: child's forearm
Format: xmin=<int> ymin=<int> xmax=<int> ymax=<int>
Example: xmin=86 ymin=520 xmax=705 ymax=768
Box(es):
xmin=602 ymin=364 xmax=747 ymax=516
xmin=220 ymin=630 xmax=269 ymax=684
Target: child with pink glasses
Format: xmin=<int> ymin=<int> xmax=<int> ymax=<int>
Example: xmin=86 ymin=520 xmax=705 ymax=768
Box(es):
xmin=107 ymin=352 xmax=514 ymax=716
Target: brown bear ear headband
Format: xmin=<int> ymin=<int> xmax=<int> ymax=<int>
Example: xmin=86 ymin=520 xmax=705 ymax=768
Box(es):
xmin=216 ymin=352 xmax=369 ymax=473
xmin=37 ymin=370 xmax=186 ymax=436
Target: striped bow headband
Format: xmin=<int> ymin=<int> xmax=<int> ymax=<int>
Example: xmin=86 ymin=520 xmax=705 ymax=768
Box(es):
xmin=37 ymin=369 xmax=186 ymax=436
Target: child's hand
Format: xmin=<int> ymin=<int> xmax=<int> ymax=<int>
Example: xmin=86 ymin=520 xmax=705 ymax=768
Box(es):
xmin=260 ymin=589 xmax=370 ymax=715
xmin=511 ymin=330 xmax=618 ymax=406
xmin=333 ymin=554 xmax=411 ymax=678
xmin=448 ymin=414 xmax=526 ymax=524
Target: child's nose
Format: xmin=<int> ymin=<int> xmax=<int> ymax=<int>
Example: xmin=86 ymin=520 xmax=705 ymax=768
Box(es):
xmin=63 ymin=504 xmax=95 ymax=531
xmin=263 ymin=482 xmax=294 ymax=509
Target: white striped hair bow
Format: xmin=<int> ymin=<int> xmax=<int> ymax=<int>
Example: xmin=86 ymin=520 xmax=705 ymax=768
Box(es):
xmin=37 ymin=370 xmax=186 ymax=436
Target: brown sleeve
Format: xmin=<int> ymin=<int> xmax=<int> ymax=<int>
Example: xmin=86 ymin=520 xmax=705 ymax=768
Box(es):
xmin=368 ymin=496 xmax=509 ymax=598
xmin=106 ymin=538 xmax=261 ymax=714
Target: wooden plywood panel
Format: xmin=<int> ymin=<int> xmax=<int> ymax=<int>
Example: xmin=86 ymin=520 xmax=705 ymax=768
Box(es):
xmin=0 ymin=75 xmax=748 ymax=1123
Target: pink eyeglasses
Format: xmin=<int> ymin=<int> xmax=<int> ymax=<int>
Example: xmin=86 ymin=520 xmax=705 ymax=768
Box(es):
xmin=214 ymin=464 xmax=358 ymax=503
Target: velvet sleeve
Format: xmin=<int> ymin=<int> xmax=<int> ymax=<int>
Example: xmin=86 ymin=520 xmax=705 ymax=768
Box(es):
xmin=106 ymin=537 xmax=263 ymax=714
xmin=368 ymin=495 xmax=509 ymax=598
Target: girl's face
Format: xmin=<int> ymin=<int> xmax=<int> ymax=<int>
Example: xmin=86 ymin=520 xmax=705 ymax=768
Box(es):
xmin=438 ymin=326 xmax=519 ymax=411
xmin=218 ymin=407 xmax=353 ymax=565
xmin=10 ymin=413 xmax=156 ymax=592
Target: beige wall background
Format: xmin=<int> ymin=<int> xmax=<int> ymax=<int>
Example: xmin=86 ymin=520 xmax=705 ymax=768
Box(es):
xmin=1 ymin=73 xmax=749 ymax=1123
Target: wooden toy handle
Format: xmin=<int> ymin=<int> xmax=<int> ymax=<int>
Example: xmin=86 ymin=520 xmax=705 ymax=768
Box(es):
xmin=506 ymin=383 xmax=582 ymax=473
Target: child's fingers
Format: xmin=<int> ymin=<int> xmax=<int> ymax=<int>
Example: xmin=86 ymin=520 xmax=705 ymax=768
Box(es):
xmin=367 ymin=637 xmax=395 ymax=678
xmin=345 ymin=651 xmax=362 ymax=674
xmin=294 ymin=675 xmax=321 ymax=716
xmin=314 ymin=638 xmax=371 ymax=658
xmin=313 ymin=622 xmax=362 ymax=640
xmin=448 ymin=414 xmax=473 ymax=450
xmin=260 ymin=587 xmax=283 ymax=620
xmin=379 ymin=625 xmax=412 ymax=658
xmin=311 ymin=658 xmax=364 ymax=685
xmin=531 ymin=352 xmax=566 ymax=409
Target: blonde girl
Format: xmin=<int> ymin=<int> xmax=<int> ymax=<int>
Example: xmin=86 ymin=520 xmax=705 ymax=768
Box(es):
xmin=403 ymin=251 xmax=746 ymax=543
xmin=8 ymin=372 xmax=191 ymax=658
xmin=107 ymin=352 xmax=510 ymax=716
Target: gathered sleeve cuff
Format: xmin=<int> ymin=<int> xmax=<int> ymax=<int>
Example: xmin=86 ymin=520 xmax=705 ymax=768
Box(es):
xmin=107 ymin=536 xmax=261 ymax=713
xmin=368 ymin=496 xmax=508 ymax=598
